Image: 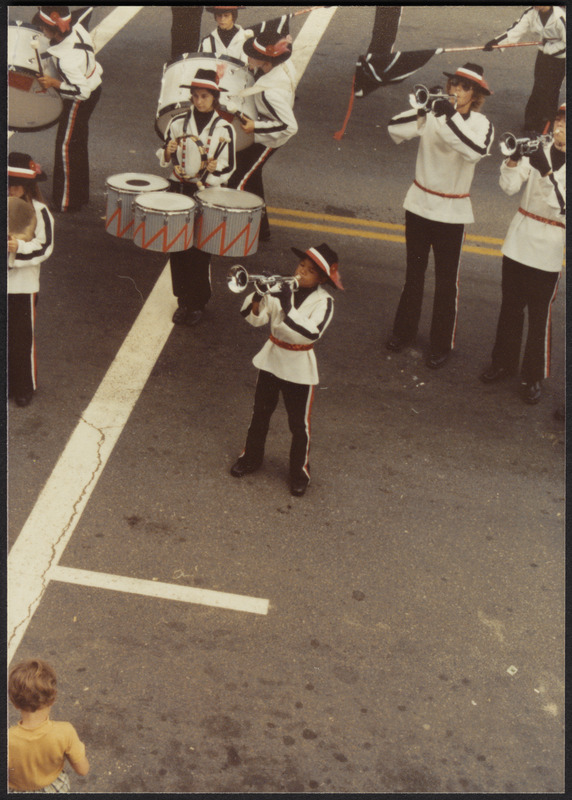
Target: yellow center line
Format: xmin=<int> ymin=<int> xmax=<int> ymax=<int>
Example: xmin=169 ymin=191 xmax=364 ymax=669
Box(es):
xmin=267 ymin=206 xmax=504 ymax=247
xmin=267 ymin=208 xmax=505 ymax=256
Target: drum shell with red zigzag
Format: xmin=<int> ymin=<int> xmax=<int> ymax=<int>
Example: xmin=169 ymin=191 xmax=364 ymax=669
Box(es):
xmin=132 ymin=192 xmax=196 ymax=253
xmin=105 ymin=173 xmax=170 ymax=240
xmin=194 ymin=187 xmax=264 ymax=258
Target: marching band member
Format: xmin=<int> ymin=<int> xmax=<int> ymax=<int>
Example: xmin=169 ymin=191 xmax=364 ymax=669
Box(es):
xmin=8 ymin=153 xmax=55 ymax=407
xmin=228 ymin=29 xmax=298 ymax=241
xmin=171 ymin=6 xmax=204 ymax=60
xmin=35 ymin=6 xmax=103 ymax=213
xmin=230 ymin=243 xmax=343 ymax=497
xmin=157 ymin=68 xmax=236 ymax=325
xmin=480 ymin=104 xmax=565 ymax=405
xmin=385 ymin=63 xmax=494 ymax=369
xmin=200 ymin=5 xmax=249 ymax=62
xmin=483 ymin=6 xmax=566 ymax=133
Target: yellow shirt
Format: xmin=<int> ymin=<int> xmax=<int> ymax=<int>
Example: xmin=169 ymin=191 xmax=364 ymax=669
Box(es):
xmin=8 ymin=719 xmax=86 ymax=791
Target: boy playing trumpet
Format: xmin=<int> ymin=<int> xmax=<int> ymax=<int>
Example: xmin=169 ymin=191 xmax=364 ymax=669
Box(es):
xmin=230 ymin=243 xmax=343 ymax=497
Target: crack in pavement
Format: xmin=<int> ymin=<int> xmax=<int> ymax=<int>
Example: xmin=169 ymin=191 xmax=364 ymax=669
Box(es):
xmin=8 ymin=417 xmax=106 ymax=651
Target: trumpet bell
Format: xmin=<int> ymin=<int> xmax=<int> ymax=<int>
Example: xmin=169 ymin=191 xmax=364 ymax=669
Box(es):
xmin=499 ymin=131 xmax=517 ymax=157
xmin=227 ymin=264 xmax=249 ymax=293
xmin=411 ymin=84 xmax=429 ymax=109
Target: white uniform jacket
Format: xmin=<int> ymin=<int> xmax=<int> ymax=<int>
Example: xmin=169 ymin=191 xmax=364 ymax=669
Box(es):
xmin=48 ymin=23 xmax=103 ymax=101
xmin=199 ymin=26 xmax=251 ymax=62
xmin=240 ymin=285 xmax=334 ymax=385
xmin=499 ymin=147 xmax=565 ymax=272
xmin=388 ymin=107 xmax=494 ymax=224
xmin=8 ymin=200 xmax=55 ymax=294
xmin=156 ymin=108 xmax=236 ymax=187
xmin=494 ymin=6 xmax=566 ymax=58
xmin=249 ymin=60 xmax=298 ymax=149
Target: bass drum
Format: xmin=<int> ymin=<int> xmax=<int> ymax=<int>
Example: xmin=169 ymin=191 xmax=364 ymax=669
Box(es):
xmin=155 ymin=52 xmax=256 ymax=151
xmin=8 ymin=21 xmax=63 ymax=131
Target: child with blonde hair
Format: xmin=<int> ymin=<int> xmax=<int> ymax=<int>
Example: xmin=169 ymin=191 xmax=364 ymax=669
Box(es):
xmin=8 ymin=659 xmax=89 ymax=792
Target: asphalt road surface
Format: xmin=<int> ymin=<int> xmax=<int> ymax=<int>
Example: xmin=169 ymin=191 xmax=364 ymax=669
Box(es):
xmin=7 ymin=6 xmax=565 ymax=794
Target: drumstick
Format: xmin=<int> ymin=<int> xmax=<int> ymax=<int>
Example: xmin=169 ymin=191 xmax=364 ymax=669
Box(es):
xmin=30 ymin=39 xmax=44 ymax=77
xmin=224 ymin=100 xmax=249 ymax=126
xmin=197 ymin=134 xmax=230 ymax=183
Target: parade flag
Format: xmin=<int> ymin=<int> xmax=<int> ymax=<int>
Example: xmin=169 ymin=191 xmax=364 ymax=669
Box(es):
xmin=247 ymin=7 xmax=324 ymax=39
xmin=335 ymin=40 xmax=545 ymax=139
xmin=354 ymin=48 xmax=440 ymax=97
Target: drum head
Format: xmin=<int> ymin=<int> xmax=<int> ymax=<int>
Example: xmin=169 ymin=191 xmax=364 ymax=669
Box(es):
xmin=196 ymin=187 xmax=264 ymax=211
xmin=107 ymin=173 xmax=170 ymax=193
xmin=8 ymin=23 xmax=62 ymax=130
xmin=135 ymin=192 xmax=195 ymax=212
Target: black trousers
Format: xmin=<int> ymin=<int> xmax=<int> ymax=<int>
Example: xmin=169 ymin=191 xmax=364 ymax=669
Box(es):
xmin=8 ymin=294 xmax=37 ymax=398
xmin=524 ymin=51 xmax=565 ymax=133
xmin=241 ymin=370 xmax=314 ymax=480
xmin=171 ymin=6 xmax=203 ymax=61
xmin=228 ymin=143 xmax=276 ymax=238
xmin=52 ymin=85 xmax=101 ymax=211
xmin=392 ymin=211 xmax=465 ymax=354
xmin=490 ymin=256 xmax=560 ymax=383
xmin=169 ymin=181 xmax=211 ymax=310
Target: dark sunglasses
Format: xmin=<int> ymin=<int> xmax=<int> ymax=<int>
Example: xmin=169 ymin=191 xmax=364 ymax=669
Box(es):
xmin=449 ymin=77 xmax=473 ymax=91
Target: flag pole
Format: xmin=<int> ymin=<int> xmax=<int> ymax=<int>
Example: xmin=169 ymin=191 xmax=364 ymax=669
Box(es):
xmin=442 ymin=41 xmax=543 ymax=53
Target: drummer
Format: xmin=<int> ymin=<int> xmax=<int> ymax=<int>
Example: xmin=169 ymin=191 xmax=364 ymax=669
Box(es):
xmin=157 ymin=68 xmax=236 ymax=325
xmin=200 ymin=5 xmax=250 ymax=63
xmin=228 ymin=30 xmax=298 ymax=241
xmin=34 ymin=6 xmax=102 ymax=212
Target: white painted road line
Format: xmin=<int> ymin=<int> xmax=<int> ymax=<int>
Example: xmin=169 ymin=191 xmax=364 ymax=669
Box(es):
xmin=8 ymin=8 xmax=336 ymax=662
xmin=8 ymin=266 xmax=176 ymax=661
xmin=50 ymin=566 xmax=269 ymax=616
xmin=90 ymin=6 xmax=144 ymax=53
xmin=291 ymin=6 xmax=338 ymax=78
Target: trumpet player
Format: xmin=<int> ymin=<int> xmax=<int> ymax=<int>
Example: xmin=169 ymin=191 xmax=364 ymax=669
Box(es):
xmin=230 ymin=243 xmax=343 ymax=497
xmin=386 ymin=63 xmax=494 ymax=369
xmin=480 ymin=104 xmax=565 ymax=405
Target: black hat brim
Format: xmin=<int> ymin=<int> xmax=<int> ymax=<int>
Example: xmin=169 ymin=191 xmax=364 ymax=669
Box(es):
xmin=243 ymin=37 xmax=292 ymax=64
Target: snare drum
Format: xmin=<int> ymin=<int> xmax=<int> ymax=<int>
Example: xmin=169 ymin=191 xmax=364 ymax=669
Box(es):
xmin=155 ymin=52 xmax=256 ymax=151
xmin=105 ymin=173 xmax=170 ymax=239
xmin=8 ymin=21 xmax=63 ymax=131
xmin=195 ymin=187 xmax=264 ymax=258
xmin=133 ymin=192 xmax=195 ymax=253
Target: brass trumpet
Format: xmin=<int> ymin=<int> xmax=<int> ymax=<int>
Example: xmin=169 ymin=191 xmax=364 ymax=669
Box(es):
xmin=227 ymin=264 xmax=299 ymax=295
xmin=409 ymin=84 xmax=456 ymax=112
xmin=499 ymin=131 xmax=552 ymax=158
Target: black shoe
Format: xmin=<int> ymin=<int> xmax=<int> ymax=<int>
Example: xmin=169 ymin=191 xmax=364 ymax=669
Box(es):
xmin=426 ymin=352 xmax=450 ymax=369
xmin=15 ymin=392 xmax=34 ymax=407
xmin=230 ymin=457 xmax=261 ymax=478
xmin=172 ymin=305 xmax=189 ymax=324
xmin=259 ymin=229 xmax=271 ymax=242
xmin=290 ymin=475 xmax=309 ymax=497
xmin=186 ymin=310 xmax=203 ymax=326
xmin=522 ymin=381 xmax=542 ymax=405
xmin=480 ymin=364 xmax=510 ymax=384
xmin=386 ymin=335 xmax=412 ymax=353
